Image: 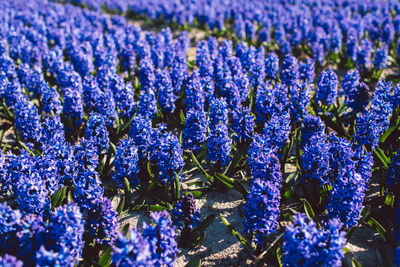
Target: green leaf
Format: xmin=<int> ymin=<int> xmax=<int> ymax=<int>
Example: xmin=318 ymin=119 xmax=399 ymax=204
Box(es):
xmin=379 ymin=121 xmax=399 ymax=143
xmin=388 ymin=55 xmax=397 ymax=65
xmin=337 ymin=103 xmax=348 ymax=116
xmin=98 ymin=246 xmax=112 ymax=266
xmin=51 ymin=187 xmax=63 ymax=209
xmin=187 ymin=60 xmax=196 ymax=69
xmin=219 ymin=213 xmax=252 ymax=251
xmin=276 ymin=247 xmax=283 ymax=267
xmin=190 ymin=152 xmax=213 ymax=182
xmin=67 ymin=189 xmax=73 ymax=203
xmin=185 ymin=256 xmax=201 ymax=267
xmin=110 ymin=142 xmax=117 ymax=154
xmin=124 ymin=177 xmax=131 ymax=192
xmin=214 ymin=173 xmax=234 ymax=189
xmin=115 ymin=113 xmax=120 ymax=134
xmin=1 ymin=101 xmax=14 ymax=120
xmin=188 ymin=191 xmax=203 ymax=198
xmin=351 ymin=258 xmax=362 ymax=267
xmin=0 ymin=129 xmax=4 ymax=144
xmin=233 ymin=180 xmax=249 ymax=198
xmin=117 ymin=197 xmax=125 ymax=217
xmin=56 ymin=187 xmax=67 ymax=207
xmin=191 ymin=214 xmax=215 ymax=239
xmin=119 ymin=114 xmax=135 ymax=133
xmin=17 ymin=140 xmax=35 ymax=156
xmin=375 ymin=147 xmax=390 ymax=165
xmin=174 ymin=173 xmax=181 ymax=200
xmin=122 ymin=223 xmax=130 ymax=237
xmin=346 ymin=205 xmax=371 ymax=240
xmin=248 ymin=87 xmax=254 ymax=110
xmin=284 ymin=189 xmax=292 ymax=199
xmin=149 ymin=205 xmax=166 ymax=211
xmin=373 ymin=148 xmax=388 ymax=168
xmin=179 ymin=131 xmax=183 ymax=147
xmin=166 ymin=202 xmax=173 ymax=210
xmin=147 ymin=161 xmax=154 ymax=178
xmin=303 ymin=199 xmax=316 ymax=221
xmin=373 ymin=69 xmax=383 ymax=79
xmin=367 ymin=217 xmax=387 ymax=240
xmin=284 ymin=172 xmax=298 ymax=185
xmin=307 ymin=105 xmax=316 ymax=116
xmin=345 ymin=58 xmax=356 ymax=69
xmin=224 ymin=149 xmax=244 ymax=176
xmin=258 ymin=233 xmax=284 ymax=261
xmin=288 ymin=208 xmax=297 ymax=215
xmin=180 ymin=110 xmax=186 ymax=125
xmin=384 ymin=193 xmax=394 ymax=207
xmin=186 ymin=181 xmax=209 ymax=191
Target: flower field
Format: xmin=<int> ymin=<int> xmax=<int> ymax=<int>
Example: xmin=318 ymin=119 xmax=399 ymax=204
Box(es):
xmin=2 ymin=0 xmax=400 ymax=266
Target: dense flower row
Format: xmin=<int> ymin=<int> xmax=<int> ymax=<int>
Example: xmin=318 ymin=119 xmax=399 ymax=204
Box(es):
xmin=63 ymin=0 xmax=398 ymax=66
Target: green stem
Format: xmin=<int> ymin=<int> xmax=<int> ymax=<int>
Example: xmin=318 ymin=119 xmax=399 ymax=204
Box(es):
xmin=120 ymin=115 xmax=135 ymax=134
xmin=123 ymin=177 xmax=132 ymax=211
xmin=282 ymin=127 xmax=297 ymax=171
xmin=0 ymin=129 xmax=4 ymax=145
xmin=2 ymin=144 xmax=9 ymax=153
xmin=102 ymin=150 xmax=113 ymax=176
xmin=373 ymin=149 xmax=388 ymax=169
xmin=115 ymin=114 xmax=120 ymax=135
xmin=17 ymin=140 xmax=35 ymax=156
xmin=2 ymin=102 xmax=13 ymax=120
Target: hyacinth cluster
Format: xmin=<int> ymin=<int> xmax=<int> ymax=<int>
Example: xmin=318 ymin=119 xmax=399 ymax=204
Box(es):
xmin=112 ymin=211 xmax=177 ymax=266
xmin=300 ymin=115 xmax=330 ymax=185
xmin=206 ymin=123 xmax=231 ymax=169
xmin=151 ymin=131 xmax=185 ymax=184
xmin=341 ymin=69 xmax=369 ymax=113
xmin=183 ymin=108 xmax=207 ymax=153
xmin=299 ymin=58 xmax=315 ymax=85
xmin=85 ymin=112 xmax=110 ymax=154
xmin=85 ymin=197 xmax=119 ymax=245
xmin=172 ymin=193 xmax=201 ymax=241
xmin=128 ymin=115 xmax=153 ymax=159
xmin=255 ymin=82 xmax=289 ymax=126
xmin=243 ymin=179 xmax=280 ymax=245
xmin=355 ymin=80 xmax=393 ymax=150
xmin=231 ymin=106 xmax=255 ymax=143
xmin=3 ymin=150 xmax=58 ymax=216
xmin=66 ymin=0 xmax=400 ymax=61
xmin=0 ymin=254 xmax=23 ymax=267
xmin=112 ymin=228 xmax=152 ymax=266
xmin=327 ymin=168 xmax=366 ymax=229
xmin=0 ymin=202 xmax=84 ymax=266
xmin=245 ymin=132 xmax=283 ymax=245
xmin=1 ymin=0 xmax=400 ymax=265
xmin=248 ymin=134 xmax=282 ymax=187
xmin=315 ymin=69 xmax=338 ymax=107
xmin=301 ymin=137 xmax=330 ymax=186
xmin=300 ymin=115 xmax=373 ymax=228
xmin=283 ymin=213 xmax=347 ymax=267
xmin=113 ymin=138 xmax=140 ymax=188
xmin=14 ymin=97 xmax=42 ymax=143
